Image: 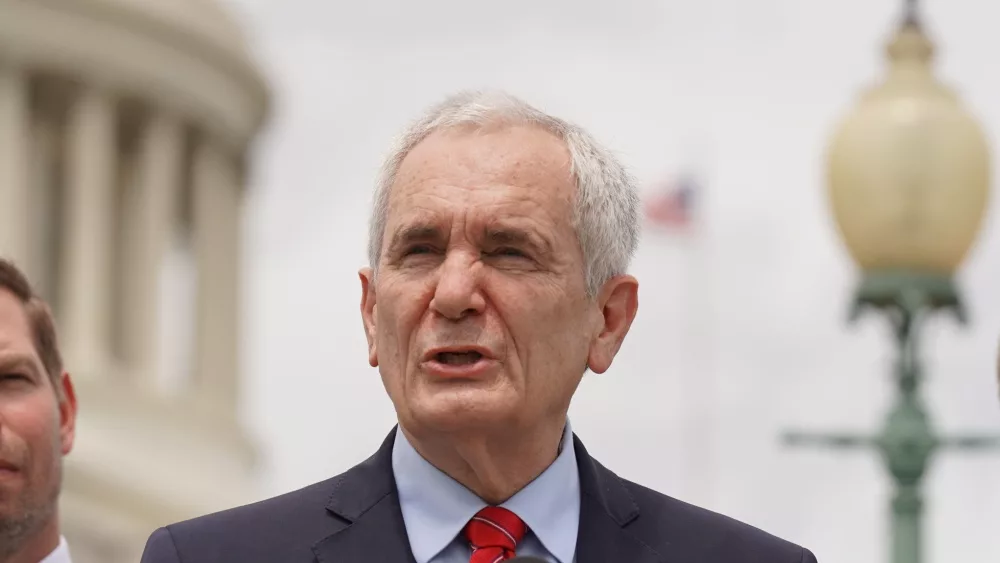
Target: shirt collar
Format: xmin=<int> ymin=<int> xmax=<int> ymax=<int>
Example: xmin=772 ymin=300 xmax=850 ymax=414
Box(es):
xmin=392 ymin=422 xmax=580 ymax=563
xmin=40 ymin=536 xmax=72 ymax=563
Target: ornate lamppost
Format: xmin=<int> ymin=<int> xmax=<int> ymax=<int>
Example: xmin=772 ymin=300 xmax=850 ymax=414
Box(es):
xmin=784 ymin=2 xmax=1000 ymax=563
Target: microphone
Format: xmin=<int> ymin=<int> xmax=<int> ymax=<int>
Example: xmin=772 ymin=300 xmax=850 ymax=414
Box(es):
xmin=507 ymin=558 xmax=549 ymax=563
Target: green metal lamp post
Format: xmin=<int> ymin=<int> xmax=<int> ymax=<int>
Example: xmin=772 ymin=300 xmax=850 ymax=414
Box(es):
xmin=783 ymin=2 xmax=1000 ymax=563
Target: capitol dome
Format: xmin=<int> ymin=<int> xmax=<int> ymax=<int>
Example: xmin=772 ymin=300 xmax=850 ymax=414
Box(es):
xmin=93 ymin=0 xmax=255 ymax=59
xmin=0 ymin=0 xmax=269 ymax=148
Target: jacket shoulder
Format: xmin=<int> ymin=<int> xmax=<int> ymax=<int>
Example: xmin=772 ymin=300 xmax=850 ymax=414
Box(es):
xmin=615 ymin=472 xmax=814 ymax=562
xmin=143 ymin=429 xmax=401 ymax=563
xmin=145 ymin=475 xmax=346 ymax=562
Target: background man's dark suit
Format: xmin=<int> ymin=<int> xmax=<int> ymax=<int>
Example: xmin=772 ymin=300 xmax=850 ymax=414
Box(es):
xmin=141 ymin=428 xmax=817 ymax=563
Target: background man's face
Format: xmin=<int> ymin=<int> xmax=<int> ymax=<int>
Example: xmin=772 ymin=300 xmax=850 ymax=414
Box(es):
xmin=0 ymin=289 xmax=74 ymax=555
xmin=361 ymin=124 xmax=602 ymax=438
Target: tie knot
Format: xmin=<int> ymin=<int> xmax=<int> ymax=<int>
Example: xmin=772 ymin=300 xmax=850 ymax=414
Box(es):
xmin=463 ymin=506 xmax=527 ymax=562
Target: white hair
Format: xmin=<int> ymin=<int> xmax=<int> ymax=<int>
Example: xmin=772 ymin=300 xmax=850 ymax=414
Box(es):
xmin=367 ymin=90 xmax=640 ymax=296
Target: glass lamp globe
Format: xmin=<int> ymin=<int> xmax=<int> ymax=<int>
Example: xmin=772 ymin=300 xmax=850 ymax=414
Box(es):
xmin=826 ymin=22 xmax=990 ymax=276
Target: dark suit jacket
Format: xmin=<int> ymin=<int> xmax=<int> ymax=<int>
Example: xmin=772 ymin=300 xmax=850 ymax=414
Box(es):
xmin=141 ymin=428 xmax=818 ymax=563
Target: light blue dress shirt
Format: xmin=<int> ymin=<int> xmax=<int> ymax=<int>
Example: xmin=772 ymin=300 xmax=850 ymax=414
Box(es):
xmin=392 ymin=421 xmax=580 ymax=563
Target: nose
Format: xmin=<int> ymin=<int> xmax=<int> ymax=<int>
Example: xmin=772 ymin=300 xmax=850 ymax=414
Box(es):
xmin=430 ymin=251 xmax=485 ymax=320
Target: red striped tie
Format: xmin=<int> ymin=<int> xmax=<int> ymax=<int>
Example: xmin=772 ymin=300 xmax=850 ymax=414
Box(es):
xmin=463 ymin=506 xmax=527 ymax=563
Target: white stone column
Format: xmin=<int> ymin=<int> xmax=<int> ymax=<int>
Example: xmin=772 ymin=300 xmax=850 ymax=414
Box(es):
xmin=120 ymin=112 xmax=183 ymax=385
xmin=28 ymin=113 xmax=59 ymax=302
xmin=61 ymin=87 xmax=117 ymax=374
xmin=191 ymin=139 xmax=241 ymax=415
xmin=0 ymin=64 xmax=30 ymax=268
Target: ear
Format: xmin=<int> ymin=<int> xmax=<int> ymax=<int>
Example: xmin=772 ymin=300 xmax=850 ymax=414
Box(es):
xmin=57 ymin=372 xmax=78 ymax=455
xmin=587 ymin=275 xmax=639 ymax=374
xmin=359 ymin=267 xmax=378 ymax=367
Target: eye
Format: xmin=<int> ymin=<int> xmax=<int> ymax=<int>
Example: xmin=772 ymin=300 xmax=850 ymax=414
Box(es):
xmin=489 ymin=247 xmax=527 ymax=258
xmin=403 ymin=245 xmax=435 ymax=256
xmin=0 ymin=373 xmax=29 ymax=383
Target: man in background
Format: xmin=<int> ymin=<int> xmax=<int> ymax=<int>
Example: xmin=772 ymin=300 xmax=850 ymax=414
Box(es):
xmin=0 ymin=259 xmax=77 ymax=563
xmin=141 ymin=90 xmax=817 ymax=562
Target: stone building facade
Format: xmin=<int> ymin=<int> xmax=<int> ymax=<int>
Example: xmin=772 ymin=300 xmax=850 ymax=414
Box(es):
xmin=0 ymin=0 xmax=269 ymax=560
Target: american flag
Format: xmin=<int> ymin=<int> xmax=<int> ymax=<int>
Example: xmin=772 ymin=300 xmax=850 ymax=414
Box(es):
xmin=645 ymin=174 xmax=697 ymax=229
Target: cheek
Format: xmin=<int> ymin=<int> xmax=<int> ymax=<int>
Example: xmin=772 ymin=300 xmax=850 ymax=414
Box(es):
xmin=376 ymin=280 xmax=432 ymax=369
xmin=503 ymin=296 xmax=591 ymax=371
xmin=0 ymin=393 xmax=60 ymax=464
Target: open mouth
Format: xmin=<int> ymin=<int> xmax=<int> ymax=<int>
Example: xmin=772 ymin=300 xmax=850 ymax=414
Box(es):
xmin=435 ymin=351 xmax=484 ymax=365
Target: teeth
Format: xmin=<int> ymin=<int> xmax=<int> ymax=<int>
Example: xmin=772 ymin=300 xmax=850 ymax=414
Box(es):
xmin=437 ymin=352 xmax=482 ymax=365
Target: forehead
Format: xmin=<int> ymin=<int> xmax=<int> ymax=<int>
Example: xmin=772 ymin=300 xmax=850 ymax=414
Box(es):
xmin=0 ymin=289 xmax=35 ymax=356
xmin=388 ymin=124 xmax=575 ymax=226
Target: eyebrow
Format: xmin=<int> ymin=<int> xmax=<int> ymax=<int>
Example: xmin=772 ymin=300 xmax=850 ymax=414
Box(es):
xmin=387 ymin=224 xmax=447 ymax=254
xmin=386 ymin=222 xmax=554 ymax=257
xmin=0 ymin=354 xmax=41 ymax=378
xmin=482 ymin=226 xmax=552 ymax=256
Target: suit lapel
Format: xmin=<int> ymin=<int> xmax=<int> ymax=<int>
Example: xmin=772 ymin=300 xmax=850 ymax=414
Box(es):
xmin=573 ymin=436 xmax=667 ymax=563
xmin=310 ymin=428 xmax=668 ymax=563
xmin=311 ymin=427 xmax=417 ymax=563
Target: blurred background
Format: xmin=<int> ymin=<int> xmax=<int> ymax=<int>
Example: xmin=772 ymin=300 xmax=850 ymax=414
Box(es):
xmin=0 ymin=0 xmax=998 ymax=562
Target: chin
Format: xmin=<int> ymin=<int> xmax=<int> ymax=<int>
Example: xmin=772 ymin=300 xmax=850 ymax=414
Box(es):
xmin=410 ymin=388 xmax=519 ymax=433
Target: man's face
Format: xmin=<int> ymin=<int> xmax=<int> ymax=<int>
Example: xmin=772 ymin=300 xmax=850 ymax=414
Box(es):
xmin=360 ymin=124 xmax=638 ymax=437
xmin=0 ymin=289 xmax=75 ymax=554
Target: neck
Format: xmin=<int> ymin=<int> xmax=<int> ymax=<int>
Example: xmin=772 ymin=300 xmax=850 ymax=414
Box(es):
xmin=2 ymin=514 xmax=60 ymax=563
xmin=401 ymin=418 xmax=566 ymax=504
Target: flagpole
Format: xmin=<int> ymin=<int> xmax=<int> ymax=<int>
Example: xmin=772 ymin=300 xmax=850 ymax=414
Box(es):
xmin=645 ymin=142 xmax=718 ymax=506
xmin=678 ymin=169 xmax=717 ymax=507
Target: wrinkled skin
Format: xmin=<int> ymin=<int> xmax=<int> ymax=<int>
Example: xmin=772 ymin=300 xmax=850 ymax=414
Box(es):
xmin=360 ymin=124 xmax=638 ymax=502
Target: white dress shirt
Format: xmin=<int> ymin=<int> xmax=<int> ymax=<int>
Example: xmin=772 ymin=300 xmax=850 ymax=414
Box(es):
xmin=39 ymin=536 xmax=72 ymax=563
xmin=393 ymin=421 xmax=581 ymax=563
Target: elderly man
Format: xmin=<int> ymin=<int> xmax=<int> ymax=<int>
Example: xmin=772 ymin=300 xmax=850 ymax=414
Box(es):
xmin=141 ymin=91 xmax=818 ymax=563
xmin=0 ymin=258 xmax=77 ymax=563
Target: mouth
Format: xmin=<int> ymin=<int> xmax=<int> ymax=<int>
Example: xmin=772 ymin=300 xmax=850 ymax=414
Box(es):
xmin=434 ymin=350 xmax=484 ymax=365
xmin=424 ymin=345 xmax=493 ymax=362
xmin=422 ymin=347 xmax=497 ymax=378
